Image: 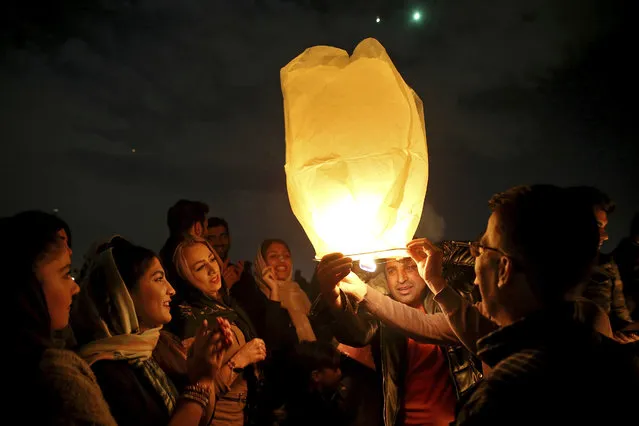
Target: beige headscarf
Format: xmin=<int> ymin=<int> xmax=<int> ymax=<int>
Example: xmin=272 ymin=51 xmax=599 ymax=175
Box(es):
xmin=72 ymin=237 xmax=160 ymax=364
xmin=71 ymin=236 xmax=176 ymax=412
xmin=253 ymin=242 xmax=316 ymax=342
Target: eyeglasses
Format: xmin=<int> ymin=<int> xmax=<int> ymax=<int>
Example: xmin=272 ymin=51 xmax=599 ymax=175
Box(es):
xmin=458 ymin=241 xmax=509 ymax=258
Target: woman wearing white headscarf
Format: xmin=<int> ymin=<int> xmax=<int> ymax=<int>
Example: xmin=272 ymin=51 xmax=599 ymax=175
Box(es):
xmin=72 ymin=236 xmax=231 ymax=426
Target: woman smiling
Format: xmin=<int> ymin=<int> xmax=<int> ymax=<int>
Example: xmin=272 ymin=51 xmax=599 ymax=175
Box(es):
xmin=71 ymin=236 xmax=231 ymax=426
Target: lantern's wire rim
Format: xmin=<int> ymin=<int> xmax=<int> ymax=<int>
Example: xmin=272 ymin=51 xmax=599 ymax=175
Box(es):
xmin=313 ymin=247 xmax=409 ymax=262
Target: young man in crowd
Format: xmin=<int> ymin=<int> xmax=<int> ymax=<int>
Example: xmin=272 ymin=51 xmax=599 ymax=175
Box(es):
xmin=159 ymin=199 xmax=208 ymax=282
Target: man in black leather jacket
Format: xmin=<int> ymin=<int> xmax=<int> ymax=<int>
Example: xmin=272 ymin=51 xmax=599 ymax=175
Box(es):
xmin=328 ymin=247 xmax=483 ymax=426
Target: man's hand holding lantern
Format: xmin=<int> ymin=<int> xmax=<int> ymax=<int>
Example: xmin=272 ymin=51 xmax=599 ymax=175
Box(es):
xmin=406 ymin=238 xmax=448 ymax=295
xmin=317 ymin=253 xmax=352 ymax=308
xmin=317 ymin=253 xmax=369 ymax=307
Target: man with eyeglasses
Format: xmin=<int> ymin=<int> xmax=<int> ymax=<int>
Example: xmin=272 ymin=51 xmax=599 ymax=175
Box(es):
xmin=318 ymin=185 xmax=638 ymax=424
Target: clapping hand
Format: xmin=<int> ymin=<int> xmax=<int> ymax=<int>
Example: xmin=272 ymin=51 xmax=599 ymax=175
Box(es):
xmin=232 ymin=338 xmax=267 ymax=368
xmin=186 ymin=318 xmax=233 ymax=386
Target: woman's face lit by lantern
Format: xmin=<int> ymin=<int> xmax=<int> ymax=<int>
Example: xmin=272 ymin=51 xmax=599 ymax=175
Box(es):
xmin=182 ymin=243 xmax=222 ymax=296
xmin=265 ymin=242 xmax=292 ymax=281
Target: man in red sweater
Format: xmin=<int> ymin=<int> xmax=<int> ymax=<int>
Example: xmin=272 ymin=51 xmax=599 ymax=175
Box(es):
xmin=323 ymin=254 xmax=482 ymax=426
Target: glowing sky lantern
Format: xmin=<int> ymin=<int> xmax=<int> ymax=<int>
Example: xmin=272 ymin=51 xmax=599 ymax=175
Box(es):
xmin=281 ymin=38 xmax=428 ymax=270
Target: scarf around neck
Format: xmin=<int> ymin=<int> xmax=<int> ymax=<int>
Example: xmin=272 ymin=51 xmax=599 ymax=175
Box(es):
xmin=253 ymin=247 xmax=316 ymax=342
xmin=72 ymin=237 xmax=177 ymax=413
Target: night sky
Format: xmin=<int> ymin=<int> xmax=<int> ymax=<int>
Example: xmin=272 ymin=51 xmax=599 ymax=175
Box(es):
xmin=1 ymin=0 xmax=636 ymax=276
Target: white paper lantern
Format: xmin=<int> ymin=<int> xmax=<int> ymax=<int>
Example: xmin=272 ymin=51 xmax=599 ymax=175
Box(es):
xmin=281 ymin=38 xmax=428 ymax=266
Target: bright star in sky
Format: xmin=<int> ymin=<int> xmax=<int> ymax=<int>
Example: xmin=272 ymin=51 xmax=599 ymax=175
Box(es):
xmin=412 ymin=11 xmax=422 ymax=22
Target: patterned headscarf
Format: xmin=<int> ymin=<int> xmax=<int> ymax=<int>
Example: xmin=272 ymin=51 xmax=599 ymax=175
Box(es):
xmin=172 ymin=237 xmax=256 ymax=341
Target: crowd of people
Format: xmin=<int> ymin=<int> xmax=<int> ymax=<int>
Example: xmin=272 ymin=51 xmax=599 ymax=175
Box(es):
xmin=6 ymin=184 xmax=639 ymax=425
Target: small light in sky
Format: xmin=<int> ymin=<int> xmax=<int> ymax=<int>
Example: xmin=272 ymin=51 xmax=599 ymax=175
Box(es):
xmin=131 ymin=148 xmax=136 ymax=153
xmin=376 ymin=16 xmax=381 ymax=23
xmin=412 ymin=11 xmax=422 ymax=22
xmin=53 ymin=208 xmax=59 ymax=213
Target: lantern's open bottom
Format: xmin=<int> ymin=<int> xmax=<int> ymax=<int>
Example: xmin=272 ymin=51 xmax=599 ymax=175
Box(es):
xmin=313 ymin=248 xmax=409 ymax=261
xmin=313 ymin=248 xmax=410 ymax=272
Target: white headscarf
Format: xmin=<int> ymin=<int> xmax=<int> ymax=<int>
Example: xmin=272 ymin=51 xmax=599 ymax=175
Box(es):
xmin=71 ymin=237 xmax=176 ymax=412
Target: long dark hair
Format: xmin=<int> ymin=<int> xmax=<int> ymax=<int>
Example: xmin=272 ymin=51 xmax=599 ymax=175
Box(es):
xmin=3 ymin=211 xmax=71 ymax=352
xmin=3 ymin=212 xmax=72 ymax=426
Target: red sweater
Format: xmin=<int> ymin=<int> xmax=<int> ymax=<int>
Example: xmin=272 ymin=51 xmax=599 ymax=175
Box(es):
xmin=402 ymin=306 xmax=456 ymax=426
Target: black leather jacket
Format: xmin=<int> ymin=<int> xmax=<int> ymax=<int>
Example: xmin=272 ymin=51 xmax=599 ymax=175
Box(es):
xmin=319 ymin=240 xmax=484 ymax=426
xmin=336 ymin=240 xmax=484 ymax=426
xmin=439 ymin=240 xmax=481 ymax=303
xmin=333 ymin=292 xmax=483 ymax=426
xmin=376 ymin=291 xmax=483 ymax=426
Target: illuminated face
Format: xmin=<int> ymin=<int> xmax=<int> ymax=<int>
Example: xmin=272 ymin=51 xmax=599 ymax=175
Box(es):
xmin=36 ymin=243 xmax=79 ymax=331
xmin=130 ymin=257 xmax=175 ymax=329
xmin=594 ymin=207 xmax=609 ymax=249
xmin=385 ymin=258 xmax=426 ymax=307
xmin=183 ymin=243 xmax=222 ymax=296
xmin=265 ymin=242 xmax=292 ymax=281
xmin=207 ymin=225 xmax=230 ymax=260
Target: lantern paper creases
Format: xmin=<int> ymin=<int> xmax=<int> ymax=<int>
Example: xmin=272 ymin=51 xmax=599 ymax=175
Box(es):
xmin=281 ymin=38 xmax=428 ymax=260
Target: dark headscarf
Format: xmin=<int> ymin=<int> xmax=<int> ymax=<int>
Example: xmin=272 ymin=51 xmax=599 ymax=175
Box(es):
xmin=172 ymin=237 xmax=256 ymax=341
